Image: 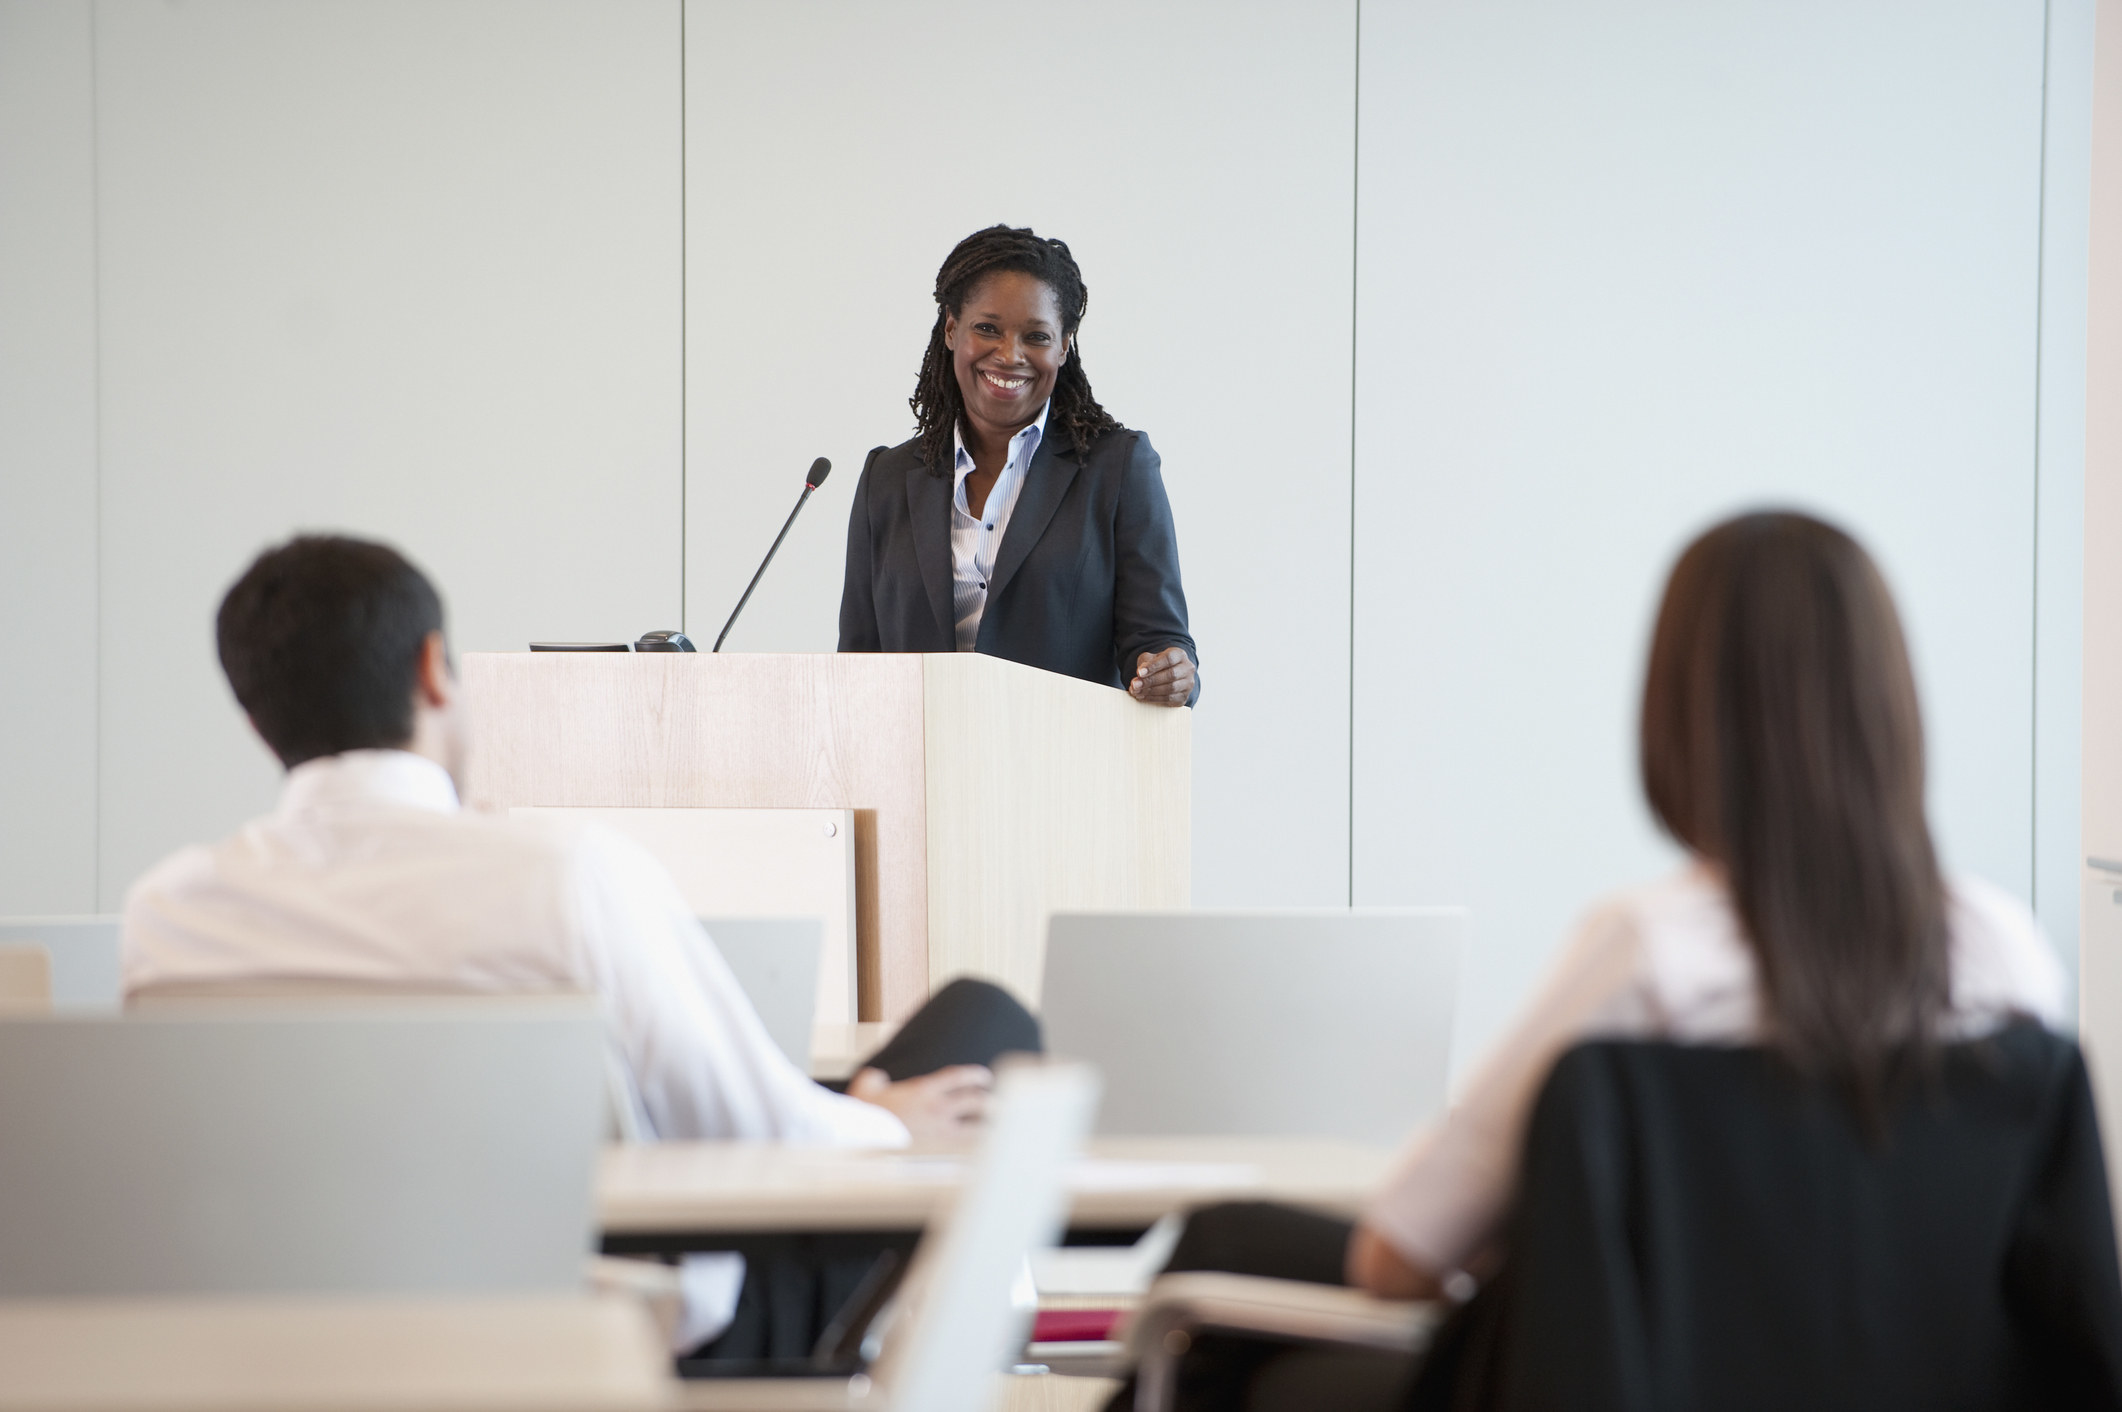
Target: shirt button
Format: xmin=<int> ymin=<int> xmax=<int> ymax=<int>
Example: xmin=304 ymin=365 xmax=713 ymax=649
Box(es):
xmin=985 ymin=523 xmax=993 ymax=530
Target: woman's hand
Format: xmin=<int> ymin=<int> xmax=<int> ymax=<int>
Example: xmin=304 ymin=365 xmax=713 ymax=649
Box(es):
xmin=847 ymin=1064 xmax=992 ymax=1141
xmin=1346 ymin=1222 xmax=1445 ymax=1299
xmin=1130 ymin=647 xmax=1196 ymax=707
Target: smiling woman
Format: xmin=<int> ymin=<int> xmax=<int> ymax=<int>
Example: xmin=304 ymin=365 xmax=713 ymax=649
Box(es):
xmin=837 ymin=225 xmax=1199 ymax=706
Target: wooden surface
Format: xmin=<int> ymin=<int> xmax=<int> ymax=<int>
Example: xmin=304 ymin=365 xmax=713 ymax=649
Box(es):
xmin=465 ymin=652 xmax=1191 ymax=1022
xmin=599 ymin=1136 xmax=1390 ymax=1236
xmin=676 ymin=1374 xmax=1121 ymax=1412
xmin=922 ymin=654 xmax=1191 ymax=1003
xmin=998 ymin=1375 xmax=1123 ymax=1412
xmin=0 ymin=1293 xmax=672 ymax=1411
xmin=463 ymin=652 xmax=929 ymax=1020
xmin=515 ymin=807 xmax=858 ymax=1025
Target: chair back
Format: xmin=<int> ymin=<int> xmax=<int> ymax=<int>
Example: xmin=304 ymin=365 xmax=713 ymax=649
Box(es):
xmin=1409 ymin=1024 xmax=2122 ymax=1411
xmin=0 ymin=915 xmax=120 ymax=1009
xmin=0 ymin=1000 xmax=607 ymax=1297
xmin=0 ymin=945 xmax=53 ymax=1009
xmin=866 ymin=1059 xmax=1101 ymax=1412
xmin=1043 ymin=910 xmax=1462 ymax=1142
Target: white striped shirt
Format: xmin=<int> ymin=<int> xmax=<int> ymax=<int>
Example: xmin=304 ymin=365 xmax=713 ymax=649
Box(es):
xmin=950 ymin=404 xmax=1048 ymax=652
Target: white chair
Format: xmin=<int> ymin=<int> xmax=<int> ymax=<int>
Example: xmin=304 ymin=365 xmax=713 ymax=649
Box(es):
xmin=128 ymin=977 xmax=654 ymax=1145
xmin=0 ymin=1000 xmax=608 ymax=1297
xmin=0 ymin=944 xmax=53 ymax=1009
xmin=683 ymin=1058 xmax=1103 ymax=1411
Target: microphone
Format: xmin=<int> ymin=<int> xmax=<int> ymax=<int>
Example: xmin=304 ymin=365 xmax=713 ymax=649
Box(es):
xmin=713 ymin=457 xmax=832 ymax=652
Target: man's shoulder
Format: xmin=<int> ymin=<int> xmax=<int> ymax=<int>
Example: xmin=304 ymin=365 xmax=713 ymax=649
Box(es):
xmin=124 ymin=839 xmax=226 ymax=913
xmin=132 ymin=805 xmax=587 ymax=905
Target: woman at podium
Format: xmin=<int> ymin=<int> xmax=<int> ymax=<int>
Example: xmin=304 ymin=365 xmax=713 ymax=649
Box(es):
xmin=838 ymin=225 xmax=1199 ymax=706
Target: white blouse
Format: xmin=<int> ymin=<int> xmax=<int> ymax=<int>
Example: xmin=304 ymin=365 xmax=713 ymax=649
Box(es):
xmin=1362 ymin=865 xmax=2068 ymax=1278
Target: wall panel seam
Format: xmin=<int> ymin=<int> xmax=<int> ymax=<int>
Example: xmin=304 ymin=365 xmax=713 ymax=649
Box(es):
xmin=91 ymin=0 xmax=105 ymax=911
xmin=2033 ymin=0 xmax=2054 ymax=910
xmin=1348 ymin=0 xmax=1361 ymax=908
xmin=679 ymin=0 xmax=689 ymax=634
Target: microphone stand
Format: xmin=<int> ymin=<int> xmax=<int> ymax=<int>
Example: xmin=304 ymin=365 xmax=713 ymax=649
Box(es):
xmin=714 ymin=459 xmax=831 ymax=652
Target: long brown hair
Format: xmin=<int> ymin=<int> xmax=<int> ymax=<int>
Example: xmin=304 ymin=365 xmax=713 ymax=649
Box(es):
xmin=910 ymin=225 xmax=1122 ymax=474
xmin=1641 ymin=512 xmax=1950 ymax=1104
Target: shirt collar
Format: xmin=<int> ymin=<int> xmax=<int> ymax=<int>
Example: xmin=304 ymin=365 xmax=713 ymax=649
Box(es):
xmin=278 ymin=749 xmax=462 ymax=817
xmin=951 ymin=401 xmax=1051 ymax=488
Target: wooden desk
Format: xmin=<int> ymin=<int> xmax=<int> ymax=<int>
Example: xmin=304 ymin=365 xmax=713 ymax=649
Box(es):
xmin=0 ymin=1293 xmax=673 ymax=1411
xmin=600 ymin=1137 xmax=1391 ymax=1250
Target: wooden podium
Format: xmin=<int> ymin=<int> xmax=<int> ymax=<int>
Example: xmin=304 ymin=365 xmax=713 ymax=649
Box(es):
xmin=461 ymin=651 xmax=1190 ymax=1022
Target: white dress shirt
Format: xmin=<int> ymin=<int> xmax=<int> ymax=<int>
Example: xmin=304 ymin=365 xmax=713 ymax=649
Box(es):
xmin=951 ymin=403 xmax=1048 ymax=652
xmin=1363 ymin=864 xmax=2067 ymax=1281
xmin=122 ymin=749 xmax=907 ymax=1147
xmin=121 ymin=749 xmax=912 ymax=1349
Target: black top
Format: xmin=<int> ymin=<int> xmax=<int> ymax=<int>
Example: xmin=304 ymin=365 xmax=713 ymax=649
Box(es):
xmin=836 ymin=420 xmax=1198 ymax=703
xmin=1406 ymin=1024 xmax=2122 ymax=1412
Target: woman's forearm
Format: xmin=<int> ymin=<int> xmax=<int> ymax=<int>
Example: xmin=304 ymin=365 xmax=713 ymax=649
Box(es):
xmin=1346 ymin=1222 xmax=1444 ymax=1299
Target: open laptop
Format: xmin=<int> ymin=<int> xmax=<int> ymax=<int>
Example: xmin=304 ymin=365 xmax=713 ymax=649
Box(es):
xmin=699 ymin=916 xmax=824 ymax=1070
xmin=1041 ymin=910 xmax=1465 ymax=1145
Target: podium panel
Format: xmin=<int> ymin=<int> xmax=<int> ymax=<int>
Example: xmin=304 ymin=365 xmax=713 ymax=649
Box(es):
xmin=511 ymin=806 xmax=856 ymax=1026
xmin=461 ymin=652 xmax=1189 ymax=1020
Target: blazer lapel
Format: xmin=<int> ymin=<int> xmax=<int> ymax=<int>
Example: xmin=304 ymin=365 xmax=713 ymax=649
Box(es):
xmin=905 ymin=454 xmax=957 ymax=643
xmin=983 ymin=421 xmax=1079 ymax=616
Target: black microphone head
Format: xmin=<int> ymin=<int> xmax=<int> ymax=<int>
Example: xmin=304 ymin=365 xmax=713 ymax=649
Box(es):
xmin=805 ymin=457 xmax=831 ymax=490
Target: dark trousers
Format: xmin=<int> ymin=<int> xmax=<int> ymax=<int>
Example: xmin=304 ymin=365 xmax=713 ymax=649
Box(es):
xmin=855 ymin=975 xmax=1043 ymax=1081
xmin=686 ymin=977 xmax=1042 ymax=1366
xmin=1102 ymin=1203 xmax=1419 ymax=1412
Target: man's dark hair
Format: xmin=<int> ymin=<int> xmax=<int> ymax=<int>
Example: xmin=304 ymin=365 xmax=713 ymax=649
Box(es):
xmin=911 ymin=224 xmax=1124 ymax=473
xmin=216 ymin=534 xmax=446 ymax=768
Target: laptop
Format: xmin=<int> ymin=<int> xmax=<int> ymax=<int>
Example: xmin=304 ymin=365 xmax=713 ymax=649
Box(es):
xmin=1041 ymin=910 xmax=1465 ymax=1144
xmin=699 ymin=916 xmax=824 ymax=1071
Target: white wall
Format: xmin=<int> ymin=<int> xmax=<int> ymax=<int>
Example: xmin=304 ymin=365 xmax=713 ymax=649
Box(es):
xmin=0 ymin=0 xmax=99 ymax=913
xmin=2081 ymin=0 xmax=2122 ymax=1224
xmin=2087 ymin=0 xmax=2122 ymax=872
xmin=1353 ymin=0 xmax=2052 ymax=1065
xmin=2042 ymin=0 xmax=2100 ymax=990
xmin=0 ymin=0 xmax=2089 ymax=1077
xmin=89 ymin=0 xmax=684 ymax=906
xmin=680 ymin=0 xmax=1358 ymax=907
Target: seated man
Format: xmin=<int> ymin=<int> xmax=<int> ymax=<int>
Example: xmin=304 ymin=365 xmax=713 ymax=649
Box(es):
xmin=123 ymin=533 xmax=1040 ymax=1354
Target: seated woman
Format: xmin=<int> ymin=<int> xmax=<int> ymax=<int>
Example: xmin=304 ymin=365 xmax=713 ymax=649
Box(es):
xmin=1129 ymin=510 xmax=2070 ymax=1411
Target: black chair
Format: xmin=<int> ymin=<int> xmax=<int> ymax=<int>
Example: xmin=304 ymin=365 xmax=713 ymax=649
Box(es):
xmin=1406 ymin=1022 xmax=2122 ymax=1411
xmin=1127 ymin=1023 xmax=2122 ymax=1412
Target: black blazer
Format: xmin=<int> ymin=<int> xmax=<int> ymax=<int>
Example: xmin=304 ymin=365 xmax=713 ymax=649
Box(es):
xmin=837 ymin=421 xmax=1198 ymax=702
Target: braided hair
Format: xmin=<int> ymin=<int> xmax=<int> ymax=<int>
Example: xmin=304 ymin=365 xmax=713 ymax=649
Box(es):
xmin=911 ymin=225 xmax=1123 ymax=474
